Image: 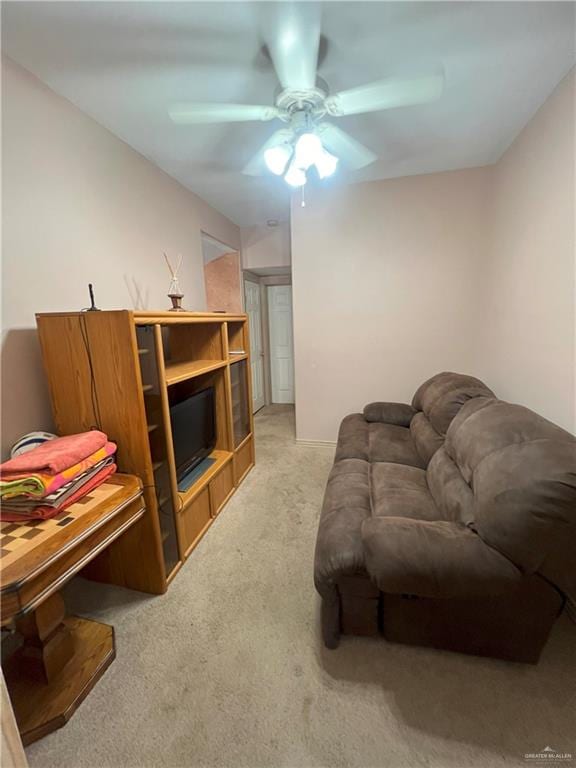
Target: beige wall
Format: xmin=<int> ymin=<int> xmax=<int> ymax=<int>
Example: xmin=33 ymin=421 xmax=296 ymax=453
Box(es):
xmin=1 ymin=57 xmax=240 ymax=457
xmin=291 ymin=168 xmax=492 ymax=442
xmin=241 ymin=222 xmax=291 ymax=271
xmin=478 ymin=70 xmax=575 ymax=432
xmin=291 ymin=70 xmax=575 ymax=442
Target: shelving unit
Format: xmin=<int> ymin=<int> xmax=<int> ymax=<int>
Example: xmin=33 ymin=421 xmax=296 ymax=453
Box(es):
xmin=35 ymin=310 xmax=255 ymax=594
xmin=164 ymin=358 xmax=228 ymax=386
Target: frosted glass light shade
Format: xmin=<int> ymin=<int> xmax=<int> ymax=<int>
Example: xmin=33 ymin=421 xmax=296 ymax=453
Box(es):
xmin=264 ymin=145 xmax=292 ymax=175
xmin=263 ymin=130 xmax=339 ymax=187
xmin=294 ymin=133 xmax=323 ymax=170
xmin=284 ymin=161 xmax=307 ymax=187
xmin=315 ymin=148 xmax=338 ymax=179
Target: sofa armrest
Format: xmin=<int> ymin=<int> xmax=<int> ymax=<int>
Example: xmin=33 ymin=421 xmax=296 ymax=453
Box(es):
xmin=361 ymin=517 xmax=521 ymax=599
xmin=363 ymin=402 xmax=416 ymax=426
xmin=314 ymin=458 xmax=373 ymax=648
xmin=314 ymin=459 xmax=371 ymax=597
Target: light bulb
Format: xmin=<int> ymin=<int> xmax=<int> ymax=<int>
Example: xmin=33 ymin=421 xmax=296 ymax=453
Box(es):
xmin=294 ymin=133 xmax=323 ymax=170
xmin=284 ymin=161 xmax=307 ymax=188
xmin=264 ymin=145 xmax=291 ymax=176
xmin=315 ymin=148 xmax=339 ymax=179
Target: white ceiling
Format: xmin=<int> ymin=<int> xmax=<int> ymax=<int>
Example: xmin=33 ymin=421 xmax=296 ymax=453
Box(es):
xmin=3 ymin=2 xmax=575 ymax=227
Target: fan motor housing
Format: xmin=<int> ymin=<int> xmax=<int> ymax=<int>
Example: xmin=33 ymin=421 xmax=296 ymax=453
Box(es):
xmin=275 ymin=87 xmax=327 ymax=120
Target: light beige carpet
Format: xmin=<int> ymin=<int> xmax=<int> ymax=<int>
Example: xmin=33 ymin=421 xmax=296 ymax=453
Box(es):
xmin=27 ymin=405 xmax=576 ymax=768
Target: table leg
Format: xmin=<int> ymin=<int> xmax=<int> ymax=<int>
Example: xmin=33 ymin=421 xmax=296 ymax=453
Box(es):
xmin=2 ymin=591 xmax=115 ymax=745
xmin=15 ymin=592 xmax=74 ymax=684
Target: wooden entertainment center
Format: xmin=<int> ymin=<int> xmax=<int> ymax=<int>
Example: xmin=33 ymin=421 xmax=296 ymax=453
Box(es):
xmin=35 ymin=310 xmax=254 ymax=594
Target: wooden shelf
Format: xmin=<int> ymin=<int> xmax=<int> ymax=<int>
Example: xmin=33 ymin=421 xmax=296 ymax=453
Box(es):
xmin=178 ymin=450 xmax=233 ymax=509
xmin=133 ymin=311 xmax=247 ymax=326
xmin=35 ymin=309 xmax=253 ymax=596
xmin=164 ymin=359 xmax=228 ymax=386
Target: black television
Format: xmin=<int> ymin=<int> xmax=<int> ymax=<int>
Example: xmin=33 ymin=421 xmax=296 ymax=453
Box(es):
xmin=169 ymin=387 xmax=216 ymax=483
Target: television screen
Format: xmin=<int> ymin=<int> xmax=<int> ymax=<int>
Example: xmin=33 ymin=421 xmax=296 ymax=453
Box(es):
xmin=169 ymin=387 xmax=216 ymax=482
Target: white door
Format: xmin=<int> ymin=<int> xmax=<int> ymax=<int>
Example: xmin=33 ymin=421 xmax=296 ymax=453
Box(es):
xmin=268 ymin=285 xmax=295 ymax=404
xmin=244 ymin=279 xmax=265 ymax=412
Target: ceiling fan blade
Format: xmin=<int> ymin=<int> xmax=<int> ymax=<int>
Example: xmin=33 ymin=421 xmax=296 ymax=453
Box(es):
xmin=243 ymin=128 xmax=295 ymax=176
xmin=264 ymin=3 xmax=321 ymax=90
xmin=169 ymin=103 xmax=281 ymax=124
xmin=325 ymin=71 xmax=444 ymax=117
xmin=317 ymin=123 xmax=377 ymax=170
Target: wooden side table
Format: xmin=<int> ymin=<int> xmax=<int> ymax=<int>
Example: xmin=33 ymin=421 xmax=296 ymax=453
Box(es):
xmin=0 ymin=474 xmax=145 ymax=745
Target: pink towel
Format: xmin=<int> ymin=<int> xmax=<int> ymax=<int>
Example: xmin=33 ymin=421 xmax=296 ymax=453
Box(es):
xmin=1 ymin=430 xmax=108 ymax=475
xmin=0 ymin=462 xmax=118 ymax=522
xmin=0 ymin=441 xmax=117 ymax=499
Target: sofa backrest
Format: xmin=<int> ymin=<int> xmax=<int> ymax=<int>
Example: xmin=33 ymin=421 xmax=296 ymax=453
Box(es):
xmin=410 ymin=372 xmax=495 ymax=465
xmin=428 ymin=396 xmax=576 ymax=599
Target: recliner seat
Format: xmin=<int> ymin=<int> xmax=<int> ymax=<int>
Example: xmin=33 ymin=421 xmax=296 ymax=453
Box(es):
xmin=314 ymin=373 xmax=576 ymax=662
xmin=336 ymin=371 xmax=494 ymax=467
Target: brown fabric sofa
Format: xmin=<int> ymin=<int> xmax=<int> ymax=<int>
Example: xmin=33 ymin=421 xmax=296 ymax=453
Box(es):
xmin=314 ymin=372 xmax=576 ymax=663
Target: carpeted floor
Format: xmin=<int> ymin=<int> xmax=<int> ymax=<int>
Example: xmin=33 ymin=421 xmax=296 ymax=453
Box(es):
xmin=26 ymin=405 xmax=576 ymax=768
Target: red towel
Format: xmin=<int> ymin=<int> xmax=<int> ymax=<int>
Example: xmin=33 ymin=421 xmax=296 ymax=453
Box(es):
xmin=1 ymin=430 xmax=108 ymax=475
xmin=0 ymin=462 xmax=117 ymax=522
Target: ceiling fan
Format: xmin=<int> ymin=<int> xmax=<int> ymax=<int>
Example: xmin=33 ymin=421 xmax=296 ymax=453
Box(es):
xmin=168 ymin=5 xmax=444 ymax=188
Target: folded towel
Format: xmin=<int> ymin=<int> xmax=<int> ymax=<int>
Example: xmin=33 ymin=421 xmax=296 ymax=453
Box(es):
xmin=0 ymin=441 xmax=117 ymax=499
xmin=3 ymin=456 xmax=115 ymax=510
xmin=0 ymin=462 xmax=117 ymax=522
xmin=0 ymin=430 xmax=108 ymax=475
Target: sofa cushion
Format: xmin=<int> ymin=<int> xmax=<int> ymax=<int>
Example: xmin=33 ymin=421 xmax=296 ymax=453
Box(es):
xmin=446 ymin=397 xmax=571 ymax=484
xmin=335 ymin=414 xmax=426 ymax=467
xmin=410 ymin=412 xmax=444 ymax=465
xmin=361 ymin=517 xmax=522 ymax=598
xmin=363 ymin=402 xmax=416 ymax=426
xmin=368 ymin=423 xmax=425 ymax=468
xmin=412 ymin=371 xmax=495 ymax=435
xmin=371 ymin=462 xmax=441 ymax=521
xmin=474 ymin=440 xmax=576 ymax=576
xmin=426 ymin=446 xmax=475 ymax=524
xmin=445 ymin=398 xmax=576 ymax=598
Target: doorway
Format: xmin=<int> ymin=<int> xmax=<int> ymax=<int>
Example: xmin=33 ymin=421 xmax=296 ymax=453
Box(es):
xmin=243 ymin=272 xmax=295 ymax=411
xmin=244 ymin=278 xmax=266 ymax=412
xmin=201 ymin=233 xmax=242 ymax=313
xmin=267 ymin=285 xmax=295 ymax=404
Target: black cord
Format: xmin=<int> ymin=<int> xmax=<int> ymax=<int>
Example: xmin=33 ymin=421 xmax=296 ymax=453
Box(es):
xmin=78 ymin=314 xmax=103 ymax=431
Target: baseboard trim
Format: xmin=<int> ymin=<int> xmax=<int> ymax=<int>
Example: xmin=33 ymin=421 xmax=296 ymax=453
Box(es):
xmin=296 ymin=439 xmax=337 ymax=448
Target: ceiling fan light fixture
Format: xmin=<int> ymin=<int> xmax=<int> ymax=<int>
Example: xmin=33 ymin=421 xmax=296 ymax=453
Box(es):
xmin=293 ymin=132 xmax=323 ymax=170
xmin=284 ymin=161 xmax=307 ymax=188
xmin=315 ymin=148 xmax=339 ymax=179
xmin=264 ymin=144 xmax=292 ymax=175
